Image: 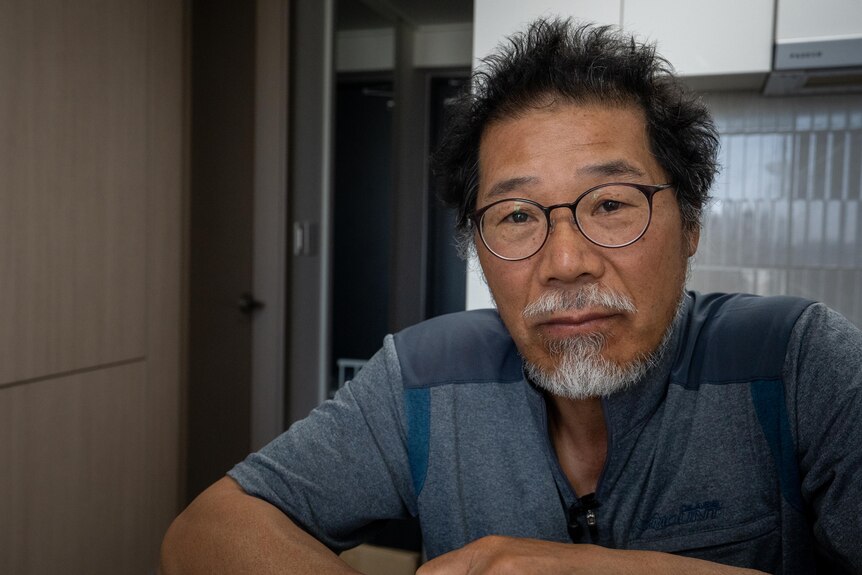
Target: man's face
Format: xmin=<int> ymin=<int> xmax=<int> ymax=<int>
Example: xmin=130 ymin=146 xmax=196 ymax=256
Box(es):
xmin=475 ymin=101 xmax=698 ymax=377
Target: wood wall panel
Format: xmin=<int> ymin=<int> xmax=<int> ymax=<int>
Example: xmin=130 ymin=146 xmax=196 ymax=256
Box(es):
xmin=0 ymin=0 xmax=186 ymax=572
xmin=0 ymin=363 xmax=150 ymax=574
xmin=0 ymin=0 xmax=148 ymax=386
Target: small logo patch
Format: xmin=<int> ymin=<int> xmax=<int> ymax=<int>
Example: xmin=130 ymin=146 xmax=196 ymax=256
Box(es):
xmin=640 ymin=500 xmax=723 ymax=531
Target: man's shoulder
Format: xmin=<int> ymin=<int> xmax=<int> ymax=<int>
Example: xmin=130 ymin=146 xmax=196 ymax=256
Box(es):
xmin=393 ymin=309 xmax=523 ymax=389
xmin=673 ymin=292 xmax=815 ymax=385
xmin=396 ymin=308 xmax=508 ymax=337
xmin=688 ymin=291 xmax=813 ymax=320
xmin=686 ymin=292 xmax=815 ymax=341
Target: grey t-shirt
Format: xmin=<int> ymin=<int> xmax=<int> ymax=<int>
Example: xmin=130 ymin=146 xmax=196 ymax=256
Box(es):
xmin=228 ymin=295 xmax=862 ymax=573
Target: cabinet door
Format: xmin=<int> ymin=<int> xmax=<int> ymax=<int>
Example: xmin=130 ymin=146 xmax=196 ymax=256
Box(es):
xmin=473 ymin=0 xmax=622 ymax=61
xmin=777 ymin=0 xmax=862 ymax=40
xmin=623 ymin=0 xmax=774 ymax=80
xmin=774 ymin=0 xmax=862 ymax=70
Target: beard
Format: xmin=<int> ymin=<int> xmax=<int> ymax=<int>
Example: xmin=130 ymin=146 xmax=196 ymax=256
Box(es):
xmin=522 ymin=284 xmax=683 ymax=400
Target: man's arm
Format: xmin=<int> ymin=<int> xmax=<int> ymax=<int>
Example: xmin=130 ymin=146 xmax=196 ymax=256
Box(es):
xmin=161 ymin=340 xmax=415 ymax=572
xmin=159 ymin=477 xmax=360 ymax=575
xmin=789 ymin=304 xmax=862 ymax=570
xmin=416 ymin=536 xmax=768 ymax=575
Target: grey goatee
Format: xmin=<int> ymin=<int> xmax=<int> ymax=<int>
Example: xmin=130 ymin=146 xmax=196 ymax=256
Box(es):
xmin=522 ymin=284 xmax=678 ymax=400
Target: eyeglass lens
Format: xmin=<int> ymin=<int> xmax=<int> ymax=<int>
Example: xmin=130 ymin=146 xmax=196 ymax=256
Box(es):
xmin=479 ymin=184 xmax=651 ymax=259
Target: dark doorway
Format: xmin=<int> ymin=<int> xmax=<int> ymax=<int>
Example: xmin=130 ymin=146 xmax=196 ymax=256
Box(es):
xmin=330 ymin=73 xmax=469 ymax=397
xmin=331 ymin=77 xmax=394 ymax=396
xmin=426 ymin=75 xmax=469 ymax=318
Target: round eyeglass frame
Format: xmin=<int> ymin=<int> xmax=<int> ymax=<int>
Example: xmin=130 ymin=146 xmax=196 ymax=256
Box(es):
xmin=469 ymin=182 xmax=674 ymax=261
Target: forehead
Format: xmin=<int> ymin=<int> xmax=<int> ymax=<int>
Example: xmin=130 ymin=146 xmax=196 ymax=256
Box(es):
xmin=477 ymin=103 xmax=662 ymax=202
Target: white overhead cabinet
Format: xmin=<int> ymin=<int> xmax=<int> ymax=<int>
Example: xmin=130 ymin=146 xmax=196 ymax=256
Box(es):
xmin=774 ymin=0 xmax=862 ymax=71
xmin=775 ymin=0 xmax=862 ymax=69
xmin=765 ymin=0 xmax=862 ymax=95
xmin=473 ymin=0 xmax=622 ymax=62
xmin=473 ymin=0 xmax=775 ymax=86
xmin=622 ymin=0 xmax=775 ymax=89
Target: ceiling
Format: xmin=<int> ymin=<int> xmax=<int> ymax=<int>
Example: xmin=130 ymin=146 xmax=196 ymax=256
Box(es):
xmin=337 ymin=0 xmax=473 ymax=30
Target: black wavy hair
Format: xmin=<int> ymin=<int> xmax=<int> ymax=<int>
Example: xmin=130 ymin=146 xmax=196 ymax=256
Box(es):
xmin=433 ymin=18 xmax=719 ymax=256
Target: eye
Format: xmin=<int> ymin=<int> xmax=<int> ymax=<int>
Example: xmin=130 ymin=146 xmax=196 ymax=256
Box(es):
xmin=597 ymin=200 xmax=623 ymax=213
xmin=582 ymin=187 xmax=642 ymax=218
xmin=489 ymin=201 xmax=541 ymax=227
xmin=506 ymin=210 xmax=531 ymax=224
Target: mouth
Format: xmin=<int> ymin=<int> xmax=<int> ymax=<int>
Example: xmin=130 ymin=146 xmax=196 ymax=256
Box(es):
xmin=533 ymin=311 xmax=621 ymax=339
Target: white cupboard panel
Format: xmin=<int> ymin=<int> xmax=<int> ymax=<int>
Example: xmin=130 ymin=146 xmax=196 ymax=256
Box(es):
xmin=623 ymin=0 xmax=774 ymax=79
xmin=777 ymin=0 xmax=862 ymax=41
xmin=473 ymin=0 xmax=621 ymax=62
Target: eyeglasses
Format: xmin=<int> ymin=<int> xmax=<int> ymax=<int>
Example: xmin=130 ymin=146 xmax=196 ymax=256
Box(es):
xmin=470 ymin=183 xmax=673 ymax=261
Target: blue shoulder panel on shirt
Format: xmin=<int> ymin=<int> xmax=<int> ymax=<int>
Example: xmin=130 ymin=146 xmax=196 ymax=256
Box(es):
xmin=403 ymin=387 xmax=430 ymax=498
xmin=750 ymin=379 xmax=805 ymax=512
xmin=396 ymin=310 xmax=522 ymax=497
xmin=671 ymin=292 xmax=813 ymax=388
xmin=393 ymin=309 xmax=523 ymax=389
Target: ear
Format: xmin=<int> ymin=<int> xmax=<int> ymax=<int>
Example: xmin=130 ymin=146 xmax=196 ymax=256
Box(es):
xmin=685 ymin=227 xmax=701 ymax=257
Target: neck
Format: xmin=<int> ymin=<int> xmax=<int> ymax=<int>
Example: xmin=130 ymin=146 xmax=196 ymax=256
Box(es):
xmin=547 ymin=394 xmax=608 ymax=497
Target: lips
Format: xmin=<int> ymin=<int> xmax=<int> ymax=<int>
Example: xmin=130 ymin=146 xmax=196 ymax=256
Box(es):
xmin=534 ymin=311 xmax=619 ymax=338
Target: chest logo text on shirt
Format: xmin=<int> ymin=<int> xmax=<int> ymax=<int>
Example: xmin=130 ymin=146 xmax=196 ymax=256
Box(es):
xmin=640 ymin=500 xmax=723 ymax=532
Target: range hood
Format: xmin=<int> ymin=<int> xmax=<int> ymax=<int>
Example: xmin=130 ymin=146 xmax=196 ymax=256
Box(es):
xmin=763 ymin=0 xmax=862 ymax=96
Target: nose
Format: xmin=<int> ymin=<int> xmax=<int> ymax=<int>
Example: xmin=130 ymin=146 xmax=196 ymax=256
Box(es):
xmin=537 ymin=208 xmax=605 ymax=285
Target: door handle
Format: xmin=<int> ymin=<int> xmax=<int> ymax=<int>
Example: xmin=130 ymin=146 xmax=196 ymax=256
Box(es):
xmin=238 ymin=292 xmax=264 ymax=315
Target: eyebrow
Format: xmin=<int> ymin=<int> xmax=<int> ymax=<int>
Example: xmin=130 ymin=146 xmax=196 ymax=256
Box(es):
xmin=483 ymin=160 xmax=647 ymax=200
xmin=485 ymin=176 xmax=539 ymax=199
xmin=577 ymin=160 xmax=646 ymax=179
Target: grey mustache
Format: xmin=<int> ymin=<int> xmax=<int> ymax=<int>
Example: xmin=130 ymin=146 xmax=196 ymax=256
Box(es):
xmin=523 ymin=284 xmax=637 ymax=319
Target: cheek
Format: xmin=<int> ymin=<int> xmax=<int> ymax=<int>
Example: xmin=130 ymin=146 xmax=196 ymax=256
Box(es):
xmin=484 ymin=262 xmax=525 ymax=309
xmin=617 ymin=237 xmax=687 ymax=313
xmin=480 ymin=258 xmax=534 ymax=325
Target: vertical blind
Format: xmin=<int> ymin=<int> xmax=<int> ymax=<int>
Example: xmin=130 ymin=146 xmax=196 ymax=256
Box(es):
xmin=691 ymin=92 xmax=862 ymax=328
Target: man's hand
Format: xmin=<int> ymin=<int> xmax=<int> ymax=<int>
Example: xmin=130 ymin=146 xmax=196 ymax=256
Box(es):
xmin=416 ymin=535 xmax=768 ymax=575
xmin=416 ymin=536 xmax=611 ymax=574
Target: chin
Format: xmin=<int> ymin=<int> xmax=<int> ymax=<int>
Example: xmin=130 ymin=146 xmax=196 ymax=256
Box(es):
xmin=524 ymin=328 xmax=673 ymax=400
xmin=524 ymin=347 xmax=646 ymax=400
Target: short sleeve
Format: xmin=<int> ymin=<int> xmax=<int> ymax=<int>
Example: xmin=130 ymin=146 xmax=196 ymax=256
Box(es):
xmin=785 ymin=304 xmax=862 ymax=572
xmin=227 ymin=335 xmax=416 ymax=552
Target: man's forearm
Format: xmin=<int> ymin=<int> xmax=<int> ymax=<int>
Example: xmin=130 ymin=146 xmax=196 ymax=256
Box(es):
xmin=160 ymin=477 xmax=359 ymax=575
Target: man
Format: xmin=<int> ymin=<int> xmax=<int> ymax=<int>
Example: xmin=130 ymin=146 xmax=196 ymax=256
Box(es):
xmin=161 ymin=19 xmax=862 ymax=574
